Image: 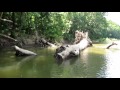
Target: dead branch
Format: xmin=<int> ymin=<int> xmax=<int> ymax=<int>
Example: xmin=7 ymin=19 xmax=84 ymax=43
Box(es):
xmin=0 ymin=18 xmax=13 ymax=23
xmin=0 ymin=34 xmax=17 ymax=42
xmin=106 ymin=42 xmax=118 ymax=49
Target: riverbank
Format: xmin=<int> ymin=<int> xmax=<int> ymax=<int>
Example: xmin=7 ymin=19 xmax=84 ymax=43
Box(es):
xmin=0 ymin=34 xmax=65 ymax=48
xmin=92 ymin=38 xmax=120 ymax=44
xmin=1 ymin=33 xmax=119 ymax=49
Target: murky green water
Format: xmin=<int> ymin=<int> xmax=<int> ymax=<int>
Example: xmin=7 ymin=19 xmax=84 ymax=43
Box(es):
xmin=0 ymin=44 xmax=120 ymax=78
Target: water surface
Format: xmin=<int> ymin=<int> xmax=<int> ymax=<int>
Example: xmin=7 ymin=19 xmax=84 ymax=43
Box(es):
xmin=0 ymin=44 xmax=120 ymax=78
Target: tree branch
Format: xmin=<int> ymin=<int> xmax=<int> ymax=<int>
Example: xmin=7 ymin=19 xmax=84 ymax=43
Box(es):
xmin=0 ymin=34 xmax=17 ymax=42
xmin=0 ymin=18 xmax=13 ymax=23
xmin=106 ymin=42 xmax=117 ymax=49
xmin=0 ymin=12 xmax=3 ymax=18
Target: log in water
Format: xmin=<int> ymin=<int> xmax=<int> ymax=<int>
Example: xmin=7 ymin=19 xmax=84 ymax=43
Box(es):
xmin=14 ymin=45 xmax=37 ymax=56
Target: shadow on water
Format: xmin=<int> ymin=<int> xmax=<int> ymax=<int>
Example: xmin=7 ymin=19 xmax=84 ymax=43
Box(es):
xmin=18 ymin=55 xmax=55 ymax=78
xmin=69 ymin=57 xmax=79 ymax=65
xmin=0 ymin=47 xmax=55 ymax=78
xmin=55 ymin=59 xmax=63 ymax=65
xmin=55 ymin=55 xmax=79 ymax=66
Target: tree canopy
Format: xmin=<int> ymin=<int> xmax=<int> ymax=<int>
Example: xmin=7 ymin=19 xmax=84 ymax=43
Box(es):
xmin=0 ymin=12 xmax=120 ymax=43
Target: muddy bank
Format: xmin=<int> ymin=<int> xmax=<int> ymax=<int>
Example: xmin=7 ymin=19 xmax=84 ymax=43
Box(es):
xmin=0 ymin=34 xmax=60 ymax=48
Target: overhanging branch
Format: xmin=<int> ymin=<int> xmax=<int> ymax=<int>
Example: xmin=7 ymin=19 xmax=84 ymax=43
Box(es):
xmin=0 ymin=18 xmax=13 ymax=23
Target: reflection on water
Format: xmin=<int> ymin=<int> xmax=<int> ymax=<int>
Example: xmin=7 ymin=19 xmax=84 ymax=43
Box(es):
xmin=0 ymin=44 xmax=120 ymax=78
xmin=103 ymin=50 xmax=120 ymax=78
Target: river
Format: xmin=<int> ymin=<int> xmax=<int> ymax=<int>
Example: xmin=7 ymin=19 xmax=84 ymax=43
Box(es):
xmin=0 ymin=44 xmax=120 ymax=78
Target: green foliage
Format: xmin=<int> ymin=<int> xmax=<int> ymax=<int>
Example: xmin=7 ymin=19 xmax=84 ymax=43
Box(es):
xmin=95 ymin=38 xmax=119 ymax=44
xmin=106 ymin=20 xmax=120 ymax=39
xmin=62 ymin=12 xmax=107 ymax=41
xmin=0 ymin=12 xmax=120 ymax=43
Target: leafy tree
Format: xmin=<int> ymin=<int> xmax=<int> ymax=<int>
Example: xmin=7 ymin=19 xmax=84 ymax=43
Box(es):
xmin=0 ymin=12 xmax=120 ymax=43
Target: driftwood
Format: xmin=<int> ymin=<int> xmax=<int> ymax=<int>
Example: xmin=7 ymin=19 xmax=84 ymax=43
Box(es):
xmin=14 ymin=45 xmax=37 ymax=56
xmin=37 ymin=38 xmax=56 ymax=47
xmin=106 ymin=42 xmax=118 ymax=49
xmin=55 ymin=31 xmax=92 ymax=60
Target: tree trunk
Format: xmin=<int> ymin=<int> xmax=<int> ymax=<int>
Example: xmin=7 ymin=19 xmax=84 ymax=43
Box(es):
xmin=14 ymin=45 xmax=37 ymax=56
xmin=55 ymin=31 xmax=92 ymax=60
xmin=35 ymin=30 xmax=39 ymax=44
xmin=10 ymin=12 xmax=15 ymax=38
xmin=20 ymin=12 xmax=23 ymax=27
xmin=55 ymin=38 xmax=91 ymax=60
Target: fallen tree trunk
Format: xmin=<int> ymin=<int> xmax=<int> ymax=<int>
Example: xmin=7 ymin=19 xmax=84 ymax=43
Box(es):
xmin=55 ymin=38 xmax=91 ymax=60
xmin=55 ymin=31 xmax=92 ymax=60
xmin=14 ymin=45 xmax=37 ymax=56
xmin=106 ymin=42 xmax=117 ymax=49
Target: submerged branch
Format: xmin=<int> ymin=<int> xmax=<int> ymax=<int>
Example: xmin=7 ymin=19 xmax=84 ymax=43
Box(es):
xmin=106 ymin=42 xmax=118 ymax=49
